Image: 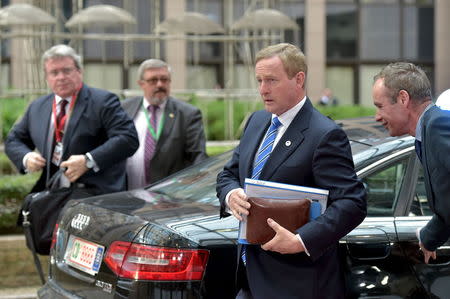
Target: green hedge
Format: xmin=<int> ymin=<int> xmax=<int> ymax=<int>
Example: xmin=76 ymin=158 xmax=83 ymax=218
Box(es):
xmin=1 ymin=97 xmax=28 ymax=141
xmin=0 ymin=96 xmax=376 ymax=142
xmin=316 ymin=105 xmax=376 ymax=120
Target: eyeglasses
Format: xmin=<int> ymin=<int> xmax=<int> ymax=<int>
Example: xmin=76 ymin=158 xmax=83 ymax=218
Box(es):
xmin=142 ymin=77 xmax=171 ymax=85
xmin=46 ymin=67 xmax=77 ymax=78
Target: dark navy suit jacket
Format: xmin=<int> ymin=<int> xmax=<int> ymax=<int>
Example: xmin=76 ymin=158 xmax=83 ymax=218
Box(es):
xmin=418 ymin=105 xmax=450 ymax=251
xmin=217 ymin=99 xmax=367 ymax=299
xmin=5 ymin=84 xmax=139 ymax=194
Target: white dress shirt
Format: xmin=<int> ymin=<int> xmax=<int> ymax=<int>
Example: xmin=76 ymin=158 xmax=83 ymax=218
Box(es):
xmin=126 ymin=98 xmax=166 ymax=190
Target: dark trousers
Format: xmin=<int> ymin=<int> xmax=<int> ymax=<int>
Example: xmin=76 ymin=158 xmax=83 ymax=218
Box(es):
xmin=236 ymin=262 xmax=253 ymax=299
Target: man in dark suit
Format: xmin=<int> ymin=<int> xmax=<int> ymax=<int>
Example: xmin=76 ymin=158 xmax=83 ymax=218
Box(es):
xmin=5 ymin=44 xmax=139 ymax=195
xmin=122 ymin=59 xmax=207 ymax=189
xmin=372 ymin=62 xmax=450 ymax=264
xmin=216 ymin=43 xmax=367 ymax=298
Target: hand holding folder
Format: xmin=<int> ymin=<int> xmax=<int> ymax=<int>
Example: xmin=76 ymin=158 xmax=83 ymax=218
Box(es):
xmin=238 ymin=178 xmax=328 ymax=244
xmin=246 ymin=197 xmax=311 ymax=244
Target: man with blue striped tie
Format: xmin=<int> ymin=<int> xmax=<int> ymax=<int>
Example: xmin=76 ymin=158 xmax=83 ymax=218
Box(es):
xmin=217 ymin=43 xmax=367 ymax=299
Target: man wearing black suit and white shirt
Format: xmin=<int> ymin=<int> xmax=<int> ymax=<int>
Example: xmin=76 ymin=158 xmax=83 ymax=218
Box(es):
xmin=217 ymin=43 xmax=367 ymax=299
xmin=5 ymin=44 xmax=139 ymax=195
xmin=123 ymin=59 xmax=208 ymax=189
xmin=372 ymin=62 xmax=450 ymax=264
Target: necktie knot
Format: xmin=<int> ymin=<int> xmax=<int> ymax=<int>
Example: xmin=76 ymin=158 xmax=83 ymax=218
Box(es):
xmin=271 ymin=117 xmax=281 ymax=129
xmin=148 ymin=104 xmax=159 ymax=113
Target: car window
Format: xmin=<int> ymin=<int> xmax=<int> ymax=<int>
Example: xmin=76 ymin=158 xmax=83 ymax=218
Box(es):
xmin=362 ymin=158 xmax=408 ymax=216
xmin=408 ymin=166 xmax=433 ymax=216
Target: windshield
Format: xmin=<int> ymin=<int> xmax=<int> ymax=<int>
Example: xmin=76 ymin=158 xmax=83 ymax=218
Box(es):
xmin=148 ymin=120 xmax=411 ymax=204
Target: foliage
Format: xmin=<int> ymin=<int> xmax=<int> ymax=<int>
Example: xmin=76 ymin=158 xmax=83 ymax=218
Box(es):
xmin=0 ymin=173 xmax=39 ymax=234
xmin=315 ymin=105 xmax=376 ymax=120
xmin=0 ymin=152 xmax=17 ymax=175
xmin=191 ymin=96 xmax=264 ymax=140
xmin=0 ymin=97 xmax=28 ymax=141
xmin=206 ymin=145 xmax=235 ymax=156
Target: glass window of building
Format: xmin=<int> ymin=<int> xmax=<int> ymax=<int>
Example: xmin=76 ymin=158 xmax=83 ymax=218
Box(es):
xmin=326 ymin=3 xmax=357 ymax=59
xmin=360 ymin=1 xmax=401 ymax=60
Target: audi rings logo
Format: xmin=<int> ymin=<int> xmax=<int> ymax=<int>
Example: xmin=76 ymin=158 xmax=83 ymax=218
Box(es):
xmin=71 ymin=213 xmax=90 ymax=231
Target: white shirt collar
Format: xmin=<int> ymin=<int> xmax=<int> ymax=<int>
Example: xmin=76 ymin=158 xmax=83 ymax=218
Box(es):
xmin=142 ymin=97 xmax=167 ymax=110
xmin=274 ymin=96 xmax=307 ymax=128
xmin=54 ymin=94 xmax=72 ymax=105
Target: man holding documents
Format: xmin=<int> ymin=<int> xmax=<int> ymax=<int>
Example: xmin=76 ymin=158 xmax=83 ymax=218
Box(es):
xmin=216 ymin=43 xmax=367 ymax=299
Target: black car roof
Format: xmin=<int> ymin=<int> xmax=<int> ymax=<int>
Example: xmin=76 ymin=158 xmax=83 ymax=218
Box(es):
xmin=337 ymin=116 xmax=409 ymax=151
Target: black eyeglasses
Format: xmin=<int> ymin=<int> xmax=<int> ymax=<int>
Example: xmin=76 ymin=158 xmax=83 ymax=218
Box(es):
xmin=143 ymin=77 xmax=171 ymax=85
xmin=47 ymin=67 xmax=77 ymax=78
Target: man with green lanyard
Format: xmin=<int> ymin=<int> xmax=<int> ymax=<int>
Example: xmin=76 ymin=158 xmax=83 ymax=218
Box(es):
xmin=123 ymin=59 xmax=208 ymax=189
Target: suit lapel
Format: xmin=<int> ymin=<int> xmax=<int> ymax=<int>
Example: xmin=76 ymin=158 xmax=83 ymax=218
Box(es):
xmin=156 ymin=97 xmax=176 ymax=151
xmin=63 ymin=85 xmax=88 ymax=157
xmin=259 ymin=99 xmax=313 ymax=180
xmin=128 ymin=97 xmax=143 ymax=119
xmin=421 ymin=106 xmax=436 ymax=209
xmin=39 ymin=95 xmax=54 ymax=160
xmin=242 ymin=113 xmax=272 ymax=178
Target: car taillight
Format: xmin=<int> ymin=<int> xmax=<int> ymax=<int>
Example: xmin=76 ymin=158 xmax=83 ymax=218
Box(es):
xmin=50 ymin=223 xmax=59 ymax=251
xmin=104 ymin=241 xmax=209 ymax=281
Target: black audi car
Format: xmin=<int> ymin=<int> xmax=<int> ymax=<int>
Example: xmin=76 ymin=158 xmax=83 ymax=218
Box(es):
xmin=38 ymin=118 xmax=450 ymax=299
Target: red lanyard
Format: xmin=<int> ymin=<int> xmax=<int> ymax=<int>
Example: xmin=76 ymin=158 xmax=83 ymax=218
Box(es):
xmin=52 ymin=87 xmax=80 ymax=142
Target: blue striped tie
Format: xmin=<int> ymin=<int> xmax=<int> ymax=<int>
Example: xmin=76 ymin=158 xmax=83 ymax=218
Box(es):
xmin=251 ymin=117 xmax=282 ymax=180
xmin=242 ymin=117 xmax=281 ymax=265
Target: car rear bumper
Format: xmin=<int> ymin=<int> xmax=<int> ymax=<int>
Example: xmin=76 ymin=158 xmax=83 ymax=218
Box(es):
xmin=38 ymin=276 xmax=204 ymax=299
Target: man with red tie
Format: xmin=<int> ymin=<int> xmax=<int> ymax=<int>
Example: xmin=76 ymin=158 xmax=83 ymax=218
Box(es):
xmin=123 ymin=59 xmax=207 ymax=189
xmin=5 ymin=44 xmax=138 ymax=194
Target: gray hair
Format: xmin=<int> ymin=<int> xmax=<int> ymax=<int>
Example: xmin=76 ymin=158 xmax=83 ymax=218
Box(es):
xmin=373 ymin=62 xmax=431 ymax=104
xmin=42 ymin=44 xmax=82 ymax=70
xmin=137 ymin=59 xmax=172 ymax=80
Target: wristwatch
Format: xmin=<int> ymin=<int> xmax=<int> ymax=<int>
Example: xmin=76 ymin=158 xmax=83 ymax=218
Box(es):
xmin=84 ymin=154 xmax=94 ymax=169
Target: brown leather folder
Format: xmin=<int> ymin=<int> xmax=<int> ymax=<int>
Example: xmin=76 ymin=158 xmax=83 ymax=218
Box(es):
xmin=246 ymin=197 xmax=311 ymax=244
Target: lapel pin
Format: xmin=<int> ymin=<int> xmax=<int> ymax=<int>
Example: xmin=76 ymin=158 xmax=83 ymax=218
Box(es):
xmin=285 ymin=140 xmax=292 ymax=147
xmin=169 ymin=113 xmax=175 ymax=118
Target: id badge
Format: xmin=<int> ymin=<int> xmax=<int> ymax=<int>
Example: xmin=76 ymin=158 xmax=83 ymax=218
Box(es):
xmin=52 ymin=142 xmax=63 ymax=166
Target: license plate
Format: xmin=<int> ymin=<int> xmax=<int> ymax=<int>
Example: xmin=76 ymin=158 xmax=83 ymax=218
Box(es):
xmin=64 ymin=235 xmax=104 ymax=275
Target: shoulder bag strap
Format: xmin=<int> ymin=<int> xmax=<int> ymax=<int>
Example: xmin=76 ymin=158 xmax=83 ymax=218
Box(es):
xmin=21 ymin=211 xmax=46 ymax=284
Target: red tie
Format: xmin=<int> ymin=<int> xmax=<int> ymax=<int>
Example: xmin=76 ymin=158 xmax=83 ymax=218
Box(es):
xmin=56 ymin=99 xmax=68 ymax=142
xmin=144 ymin=105 xmax=159 ymax=184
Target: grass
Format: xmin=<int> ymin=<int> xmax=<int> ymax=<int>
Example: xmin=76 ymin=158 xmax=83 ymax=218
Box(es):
xmin=206 ymin=145 xmax=236 ymax=156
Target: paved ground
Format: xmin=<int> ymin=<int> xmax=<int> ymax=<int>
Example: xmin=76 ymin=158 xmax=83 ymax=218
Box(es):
xmin=0 ymin=286 xmax=38 ymax=299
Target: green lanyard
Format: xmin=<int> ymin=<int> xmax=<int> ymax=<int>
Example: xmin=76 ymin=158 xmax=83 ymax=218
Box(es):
xmin=142 ymin=104 xmax=165 ymax=140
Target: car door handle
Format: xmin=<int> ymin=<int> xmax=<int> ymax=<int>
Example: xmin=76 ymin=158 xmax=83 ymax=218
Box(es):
xmin=345 ymin=227 xmax=392 ymax=260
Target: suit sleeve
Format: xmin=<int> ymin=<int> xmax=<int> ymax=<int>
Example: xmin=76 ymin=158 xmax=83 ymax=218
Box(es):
xmin=297 ymin=128 xmax=367 ymax=261
xmin=5 ymin=106 xmax=36 ymax=173
xmin=184 ymin=108 xmax=208 ymax=164
xmin=420 ymin=111 xmax=450 ymax=251
xmin=216 ymin=142 xmax=243 ymax=218
xmin=88 ymin=93 xmax=139 ymax=168
xmin=216 ymin=113 xmax=256 ymax=218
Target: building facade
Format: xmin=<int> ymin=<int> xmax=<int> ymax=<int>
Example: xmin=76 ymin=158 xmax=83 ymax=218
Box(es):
xmin=1 ymin=0 xmax=448 ymax=106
